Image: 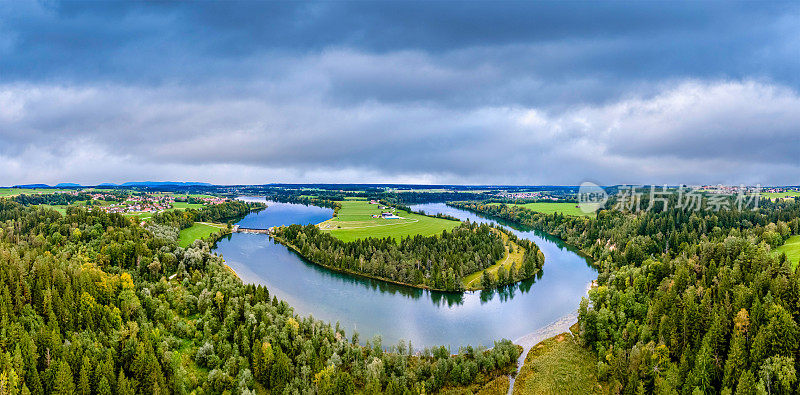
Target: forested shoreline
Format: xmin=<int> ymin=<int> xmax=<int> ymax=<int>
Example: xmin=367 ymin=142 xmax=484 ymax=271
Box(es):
xmin=272 ymin=222 xmax=543 ymax=292
xmin=0 ymin=200 xmax=522 ymax=394
xmin=451 ymin=199 xmax=800 ymax=393
xmin=152 ymin=200 xmax=265 ymax=230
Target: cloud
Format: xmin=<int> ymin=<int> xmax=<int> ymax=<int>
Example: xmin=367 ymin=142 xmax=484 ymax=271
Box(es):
xmin=0 ymin=2 xmax=798 ymax=185
xmin=1 ymin=78 xmax=798 ymax=185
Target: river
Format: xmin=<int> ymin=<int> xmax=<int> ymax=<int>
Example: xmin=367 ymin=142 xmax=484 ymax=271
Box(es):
xmin=213 ymin=199 xmax=596 ymax=350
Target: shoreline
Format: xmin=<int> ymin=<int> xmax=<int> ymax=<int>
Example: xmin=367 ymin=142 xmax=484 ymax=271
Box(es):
xmin=507 ymin=312 xmax=579 ymax=395
xmin=271 ymin=231 xmax=542 ymax=293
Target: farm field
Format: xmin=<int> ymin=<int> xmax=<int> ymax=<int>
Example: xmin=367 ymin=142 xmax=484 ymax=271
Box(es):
xmin=462 ymin=230 xmax=525 ymax=290
xmin=318 ymin=199 xmax=460 ymax=242
xmin=492 ymin=202 xmax=598 ymax=217
xmin=774 ymin=234 xmax=800 ymax=269
xmin=513 ymin=332 xmax=602 ymax=395
xmin=763 ymin=190 xmax=800 ymax=200
xmin=178 ymin=222 xmax=227 ymax=247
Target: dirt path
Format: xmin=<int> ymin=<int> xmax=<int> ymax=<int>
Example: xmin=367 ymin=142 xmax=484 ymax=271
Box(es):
xmin=507 ymin=312 xmax=578 ymax=395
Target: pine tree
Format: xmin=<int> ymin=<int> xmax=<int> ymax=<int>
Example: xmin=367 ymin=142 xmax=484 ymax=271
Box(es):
xmin=78 ymin=356 xmax=90 ymax=395
xmin=51 ymin=360 xmax=75 ymax=395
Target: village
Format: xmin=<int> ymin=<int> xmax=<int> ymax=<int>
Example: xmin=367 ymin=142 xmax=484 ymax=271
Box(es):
xmin=92 ymin=193 xmax=229 ymax=215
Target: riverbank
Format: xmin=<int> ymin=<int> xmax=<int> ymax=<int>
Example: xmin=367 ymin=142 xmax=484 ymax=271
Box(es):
xmin=510 ymin=317 xmax=602 ymax=395
xmin=271 ymin=233 xmax=459 ymax=292
xmin=214 ymin=200 xmax=596 ymax=349
xmin=446 ymin=202 xmax=598 ymax=262
xmin=462 ymin=228 xmax=543 ymax=291
xmin=271 ymin=228 xmax=543 ymax=293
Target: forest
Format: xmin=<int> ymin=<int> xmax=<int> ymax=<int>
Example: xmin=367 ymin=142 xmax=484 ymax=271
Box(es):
xmin=151 ymin=201 xmax=265 ymax=230
xmin=0 ymin=199 xmax=521 ymax=394
xmin=451 ymin=197 xmax=800 ymax=394
xmin=272 ymin=222 xmax=543 ymax=292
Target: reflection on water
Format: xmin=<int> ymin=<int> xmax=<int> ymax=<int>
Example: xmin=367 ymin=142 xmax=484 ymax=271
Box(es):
xmin=214 ymin=200 xmax=597 ymax=348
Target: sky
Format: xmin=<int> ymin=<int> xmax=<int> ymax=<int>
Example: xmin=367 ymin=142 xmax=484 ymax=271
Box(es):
xmin=1 ymin=1 xmax=799 ymax=186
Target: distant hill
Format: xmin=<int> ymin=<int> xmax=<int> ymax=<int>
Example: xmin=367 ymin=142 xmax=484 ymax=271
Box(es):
xmin=55 ymin=183 xmax=83 ymax=187
xmin=120 ymin=181 xmax=213 ymax=187
xmin=12 ymin=184 xmax=51 ymax=188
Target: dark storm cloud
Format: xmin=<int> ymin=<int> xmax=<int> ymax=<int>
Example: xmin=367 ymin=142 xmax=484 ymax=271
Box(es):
xmin=0 ymin=1 xmax=798 ymax=185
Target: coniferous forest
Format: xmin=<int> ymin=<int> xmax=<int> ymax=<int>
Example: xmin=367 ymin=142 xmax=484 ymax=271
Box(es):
xmin=0 ymin=200 xmax=520 ymax=394
xmin=451 ymin=198 xmax=800 ymax=394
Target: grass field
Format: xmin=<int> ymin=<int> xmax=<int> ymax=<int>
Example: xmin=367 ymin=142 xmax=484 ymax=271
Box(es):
xmin=774 ymin=235 xmax=800 ymax=269
xmin=492 ymin=202 xmax=598 ymax=217
xmin=764 ymin=191 xmax=800 ymax=200
xmin=462 ymin=230 xmax=525 ymax=290
xmin=123 ymin=212 xmax=155 ymax=220
xmin=513 ymin=333 xmax=602 ymax=395
xmin=172 ymin=202 xmax=205 ymax=210
xmin=0 ymin=188 xmax=66 ymax=197
xmin=178 ymin=222 xmax=227 ymax=247
xmin=318 ymin=199 xmax=460 ymax=242
xmin=40 ymin=204 xmax=68 ymax=215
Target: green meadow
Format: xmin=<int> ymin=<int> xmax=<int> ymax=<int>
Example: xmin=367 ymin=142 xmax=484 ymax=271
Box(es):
xmin=0 ymin=188 xmax=66 ymax=197
xmin=318 ymin=199 xmax=460 ymax=242
xmin=492 ymin=202 xmax=598 ymax=217
xmin=513 ymin=332 xmax=602 ymax=395
xmin=178 ymin=222 xmax=227 ymax=247
xmin=40 ymin=205 xmax=68 ymax=215
xmin=172 ymin=202 xmax=205 ymax=210
xmin=763 ymin=190 xmax=800 ymax=200
xmin=774 ymin=234 xmax=800 ymax=269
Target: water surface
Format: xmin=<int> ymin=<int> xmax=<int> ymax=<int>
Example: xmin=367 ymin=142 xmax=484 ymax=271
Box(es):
xmin=214 ymin=200 xmax=596 ymax=349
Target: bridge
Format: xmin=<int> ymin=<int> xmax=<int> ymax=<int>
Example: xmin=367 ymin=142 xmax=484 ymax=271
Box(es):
xmin=232 ymin=225 xmax=271 ymax=234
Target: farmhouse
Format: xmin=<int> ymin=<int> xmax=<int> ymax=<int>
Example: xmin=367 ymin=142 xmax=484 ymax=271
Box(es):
xmin=381 ymin=212 xmax=400 ymax=219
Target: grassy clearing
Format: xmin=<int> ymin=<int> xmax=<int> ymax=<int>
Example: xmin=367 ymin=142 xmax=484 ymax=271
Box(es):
xmin=462 ymin=230 xmax=525 ymax=290
xmin=318 ymin=199 xmax=459 ymax=242
xmin=172 ymin=202 xmax=205 ymax=210
xmin=123 ymin=212 xmax=154 ymax=220
xmin=513 ymin=333 xmax=602 ymax=395
xmin=774 ymin=235 xmax=800 ymax=269
xmin=178 ymin=222 xmax=227 ymax=247
xmin=492 ymin=202 xmax=598 ymax=217
xmin=40 ymin=205 xmax=68 ymax=215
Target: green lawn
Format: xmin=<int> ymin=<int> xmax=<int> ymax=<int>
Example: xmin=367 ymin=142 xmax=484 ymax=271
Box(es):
xmin=493 ymin=202 xmax=598 ymax=217
xmin=172 ymin=202 xmax=205 ymax=210
xmin=774 ymin=235 xmax=800 ymax=268
xmin=513 ymin=333 xmax=602 ymax=395
xmin=318 ymin=199 xmax=460 ymax=242
xmin=178 ymin=222 xmax=227 ymax=247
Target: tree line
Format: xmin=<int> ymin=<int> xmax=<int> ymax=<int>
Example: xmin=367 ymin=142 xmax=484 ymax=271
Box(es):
xmin=272 ymin=222 xmax=543 ymax=292
xmin=151 ymin=201 xmax=264 ymax=230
